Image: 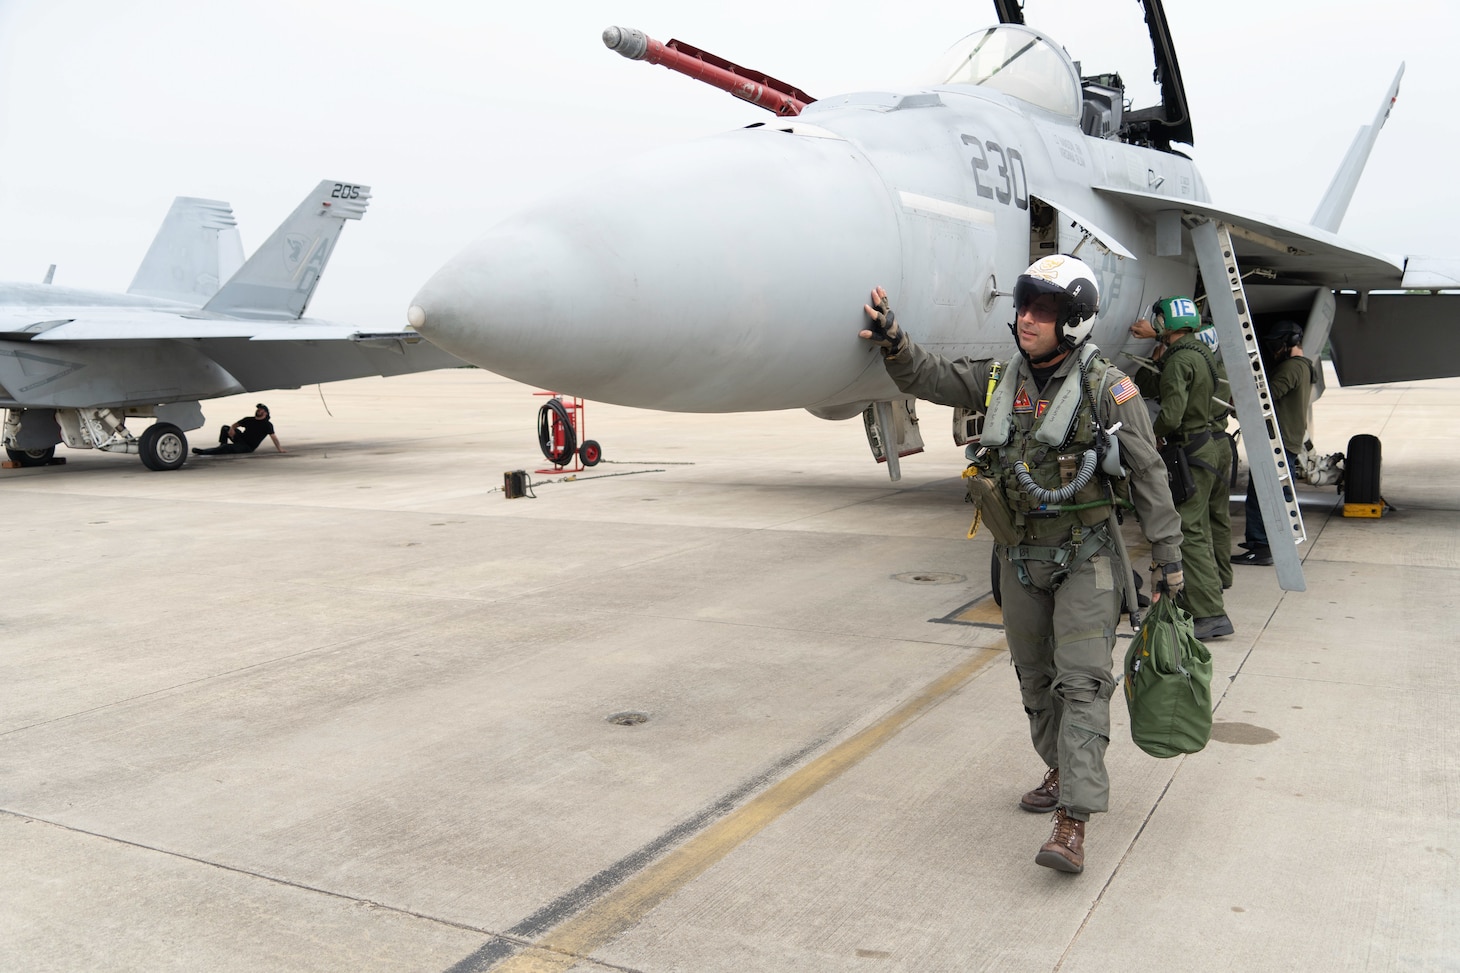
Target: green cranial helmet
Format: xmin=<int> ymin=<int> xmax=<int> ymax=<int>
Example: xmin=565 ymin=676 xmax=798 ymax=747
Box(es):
xmin=1150 ymin=296 xmax=1201 ymax=335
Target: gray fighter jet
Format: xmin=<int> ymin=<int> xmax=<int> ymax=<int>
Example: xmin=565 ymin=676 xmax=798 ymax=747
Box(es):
xmin=406 ymin=1 xmax=1457 ymax=590
xmin=0 ymin=180 xmax=460 ymax=471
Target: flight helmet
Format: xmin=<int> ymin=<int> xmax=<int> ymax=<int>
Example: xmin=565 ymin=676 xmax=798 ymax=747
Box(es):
xmin=1012 ymin=254 xmax=1100 ymax=351
xmin=1149 ymin=296 xmax=1201 ymax=335
xmin=1261 ymin=320 xmax=1303 ymax=360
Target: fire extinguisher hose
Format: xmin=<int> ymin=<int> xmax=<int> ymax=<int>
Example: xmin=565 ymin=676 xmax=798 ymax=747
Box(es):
xmin=537 ymin=397 xmax=578 ymax=466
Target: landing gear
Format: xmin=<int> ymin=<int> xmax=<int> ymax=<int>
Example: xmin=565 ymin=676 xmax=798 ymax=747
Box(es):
xmin=5 ymin=445 xmax=55 ymax=467
xmin=139 ymin=422 xmax=188 ymax=471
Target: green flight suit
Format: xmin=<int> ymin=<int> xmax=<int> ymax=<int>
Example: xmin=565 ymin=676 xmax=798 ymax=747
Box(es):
xmin=1243 ymin=354 xmax=1315 ymax=547
xmin=1270 ymin=355 xmax=1316 ymax=453
xmin=1211 ymin=353 xmax=1234 ymax=590
xmin=1197 ymin=336 xmax=1234 ymax=588
xmin=1139 ymin=335 xmax=1232 ymax=620
xmin=885 ymin=338 xmax=1182 ymax=820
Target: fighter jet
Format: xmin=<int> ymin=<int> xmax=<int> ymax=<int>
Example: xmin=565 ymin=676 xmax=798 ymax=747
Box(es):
xmin=0 ymin=180 xmax=460 ymax=471
xmin=406 ymin=0 xmax=1457 ymax=591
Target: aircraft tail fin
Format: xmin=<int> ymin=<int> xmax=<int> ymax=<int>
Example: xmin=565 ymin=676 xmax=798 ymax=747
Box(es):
xmin=127 ymin=197 xmax=244 ymax=304
xmin=203 ymin=180 xmax=370 ymax=320
xmin=1310 ymin=65 xmax=1404 ymax=233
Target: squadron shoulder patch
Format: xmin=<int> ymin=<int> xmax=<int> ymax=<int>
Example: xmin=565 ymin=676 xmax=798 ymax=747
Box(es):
xmin=1109 ymin=376 xmax=1139 ymax=405
xmin=1013 ymin=386 xmax=1034 ymax=413
xmin=1035 ymin=399 xmax=1050 ymax=417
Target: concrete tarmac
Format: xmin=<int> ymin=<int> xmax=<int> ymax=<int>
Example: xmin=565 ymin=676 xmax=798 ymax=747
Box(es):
xmin=2 ymin=367 xmax=1456 ymax=972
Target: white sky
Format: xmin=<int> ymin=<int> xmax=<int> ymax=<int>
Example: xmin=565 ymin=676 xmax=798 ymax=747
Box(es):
xmin=2 ymin=0 xmax=1455 ymax=331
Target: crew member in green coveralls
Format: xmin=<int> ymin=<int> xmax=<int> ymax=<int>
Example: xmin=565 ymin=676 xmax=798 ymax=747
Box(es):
xmin=1235 ymin=321 xmax=1314 ymax=566
xmin=1129 ymin=297 xmax=1234 ymax=640
xmin=859 ymin=254 xmax=1184 ymax=875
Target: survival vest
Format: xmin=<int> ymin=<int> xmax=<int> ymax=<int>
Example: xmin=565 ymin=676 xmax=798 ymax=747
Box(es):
xmin=979 ymin=343 xmax=1126 ymax=538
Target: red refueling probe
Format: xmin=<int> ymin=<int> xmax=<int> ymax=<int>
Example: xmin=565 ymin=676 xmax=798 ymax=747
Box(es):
xmin=602 ymin=25 xmax=815 ymax=117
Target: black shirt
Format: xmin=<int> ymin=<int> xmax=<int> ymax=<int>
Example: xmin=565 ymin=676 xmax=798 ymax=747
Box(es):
xmin=232 ymin=416 xmax=274 ymax=451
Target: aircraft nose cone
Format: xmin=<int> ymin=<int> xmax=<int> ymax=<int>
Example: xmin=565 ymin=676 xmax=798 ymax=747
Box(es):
xmin=410 ymin=129 xmax=900 ymax=412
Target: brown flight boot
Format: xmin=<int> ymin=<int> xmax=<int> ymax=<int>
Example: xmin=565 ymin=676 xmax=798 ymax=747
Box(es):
xmin=1035 ymin=807 xmax=1085 ymax=873
xmin=1019 ymin=767 xmax=1060 ymax=813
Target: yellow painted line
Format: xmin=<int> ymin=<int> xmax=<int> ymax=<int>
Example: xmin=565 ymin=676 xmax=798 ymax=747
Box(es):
xmin=489 ymin=644 xmax=1004 ymax=972
xmin=953 ymin=594 xmax=1005 ymax=626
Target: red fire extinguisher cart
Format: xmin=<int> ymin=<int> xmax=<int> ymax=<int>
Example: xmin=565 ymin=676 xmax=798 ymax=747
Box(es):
xmin=534 ymin=393 xmax=602 ymax=473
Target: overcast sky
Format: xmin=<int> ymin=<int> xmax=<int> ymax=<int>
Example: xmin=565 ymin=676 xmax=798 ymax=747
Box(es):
xmin=2 ymin=0 xmax=1455 ymax=331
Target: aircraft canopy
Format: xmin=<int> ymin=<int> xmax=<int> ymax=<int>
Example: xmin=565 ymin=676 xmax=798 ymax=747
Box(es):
xmin=932 ymin=25 xmax=1080 ymax=119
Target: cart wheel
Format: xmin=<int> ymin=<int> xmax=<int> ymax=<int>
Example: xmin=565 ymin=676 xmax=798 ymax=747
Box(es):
xmin=580 ymin=440 xmax=602 ymax=467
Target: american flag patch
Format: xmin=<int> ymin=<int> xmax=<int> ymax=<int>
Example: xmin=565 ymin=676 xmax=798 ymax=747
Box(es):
xmin=1110 ymin=376 xmax=1139 ymax=405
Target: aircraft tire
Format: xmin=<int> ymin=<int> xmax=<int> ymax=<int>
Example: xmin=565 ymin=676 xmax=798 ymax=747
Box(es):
xmin=580 ymin=440 xmax=602 ymax=467
xmin=5 ymin=445 xmax=55 ymax=467
xmin=139 ymin=422 xmax=188 ymax=471
xmin=1344 ymin=434 xmax=1381 ymax=503
xmin=990 ymin=547 xmax=1002 ymax=607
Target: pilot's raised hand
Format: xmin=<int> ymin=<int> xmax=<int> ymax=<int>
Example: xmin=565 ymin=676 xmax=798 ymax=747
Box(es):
xmin=861 ymin=286 xmax=907 ymax=358
xmin=1129 ymin=318 xmax=1158 ymax=340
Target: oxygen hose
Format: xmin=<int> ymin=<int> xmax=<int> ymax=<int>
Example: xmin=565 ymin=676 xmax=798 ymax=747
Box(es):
xmin=1013 ymin=449 xmax=1098 ymax=504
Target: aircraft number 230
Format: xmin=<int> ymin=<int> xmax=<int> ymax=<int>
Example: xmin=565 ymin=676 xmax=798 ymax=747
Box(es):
xmin=960 ymin=135 xmax=1029 ymax=211
xmin=330 ymin=183 xmax=364 ymax=199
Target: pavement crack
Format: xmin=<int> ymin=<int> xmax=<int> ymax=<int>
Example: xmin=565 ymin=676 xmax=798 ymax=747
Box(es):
xmin=0 ymin=808 xmax=500 ymax=940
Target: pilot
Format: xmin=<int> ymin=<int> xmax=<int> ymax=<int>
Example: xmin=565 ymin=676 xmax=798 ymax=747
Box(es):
xmin=1235 ymin=321 xmax=1313 ymax=566
xmin=860 ymin=254 xmax=1183 ymax=875
xmin=191 ymin=403 xmax=286 ymax=456
xmin=1129 ymin=297 xmax=1235 ymax=640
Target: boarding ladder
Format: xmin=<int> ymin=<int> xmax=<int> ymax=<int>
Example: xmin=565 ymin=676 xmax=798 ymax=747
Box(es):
xmin=1191 ymin=220 xmax=1306 ymax=592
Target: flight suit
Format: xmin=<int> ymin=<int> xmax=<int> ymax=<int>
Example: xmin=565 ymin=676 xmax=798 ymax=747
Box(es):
xmin=1136 ymin=335 xmax=1232 ymax=620
xmin=885 ymin=338 xmax=1182 ymax=820
xmin=1191 ymin=328 xmax=1234 ymax=588
xmin=1244 ymin=354 xmax=1315 ymax=547
xmin=1211 ymin=353 xmax=1235 ymax=590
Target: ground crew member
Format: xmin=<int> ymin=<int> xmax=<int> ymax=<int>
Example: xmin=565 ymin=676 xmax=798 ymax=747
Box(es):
xmin=1132 ymin=315 xmax=1235 ymax=591
xmin=1130 ymin=297 xmax=1234 ymax=640
xmin=1191 ymin=321 xmax=1226 ymax=587
xmin=1235 ymin=321 xmax=1313 ymax=565
xmin=859 ymin=254 xmax=1184 ymax=875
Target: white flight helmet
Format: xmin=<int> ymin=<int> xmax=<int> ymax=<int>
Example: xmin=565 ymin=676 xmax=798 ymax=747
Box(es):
xmin=1012 ymin=254 xmax=1100 ymax=352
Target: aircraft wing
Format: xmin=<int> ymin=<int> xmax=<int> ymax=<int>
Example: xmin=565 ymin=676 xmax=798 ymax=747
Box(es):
xmin=1399 ymin=256 xmax=1460 ymax=289
xmin=1096 ymin=186 xmax=1405 ymax=289
xmin=21 ymin=313 xmax=416 ymax=343
xmin=1101 ymin=186 xmax=1460 ymax=386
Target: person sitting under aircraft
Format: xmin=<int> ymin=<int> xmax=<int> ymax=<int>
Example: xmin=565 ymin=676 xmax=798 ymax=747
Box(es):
xmin=860 ymin=255 xmax=1184 ymax=876
xmin=192 ymin=403 xmax=286 ymax=456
